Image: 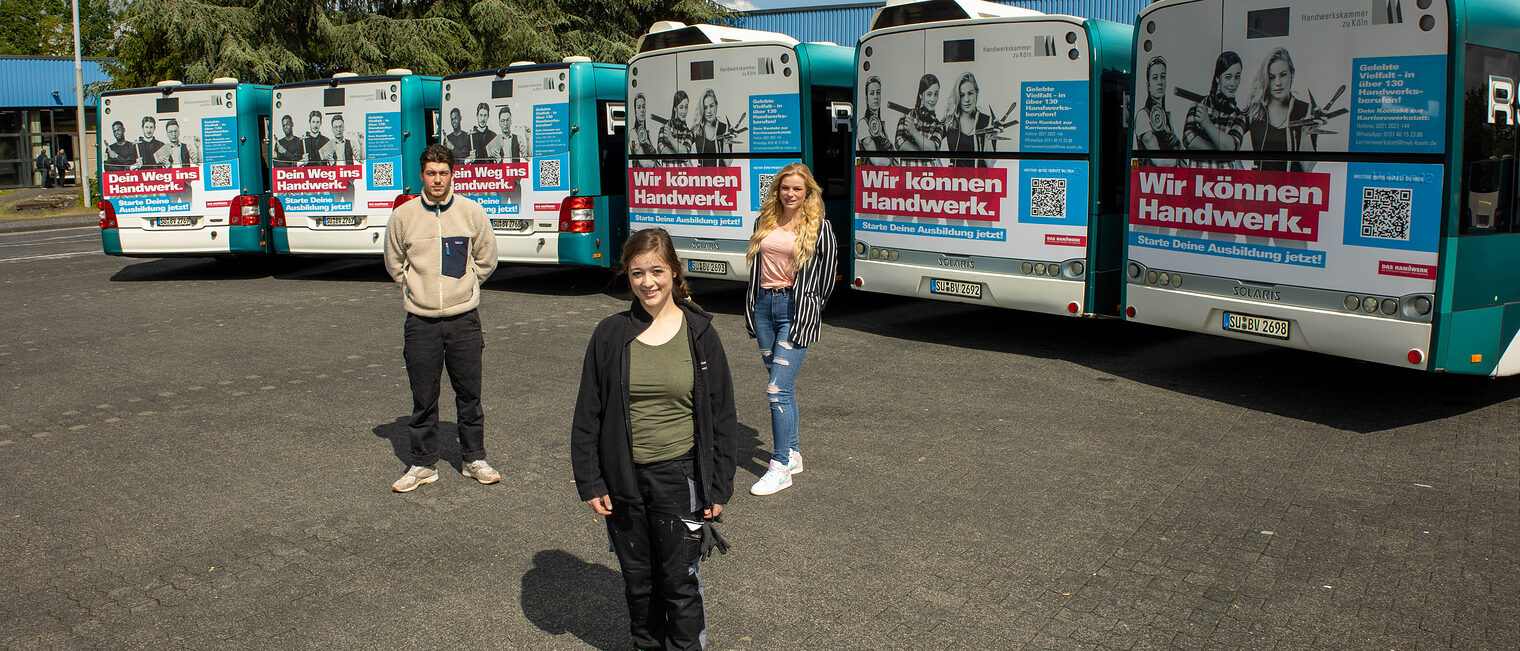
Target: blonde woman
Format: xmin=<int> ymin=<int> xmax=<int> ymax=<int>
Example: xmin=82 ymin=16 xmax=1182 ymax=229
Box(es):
xmin=743 ymin=162 xmax=839 ymax=495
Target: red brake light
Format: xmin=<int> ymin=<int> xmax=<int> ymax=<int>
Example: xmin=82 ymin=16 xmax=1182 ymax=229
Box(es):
xmin=229 ymin=195 xmax=260 ymax=226
xmin=1125 ymin=306 xmax=1137 ymax=318
xmin=97 ymin=200 xmax=117 ymax=229
xmin=268 ymin=196 xmax=286 ymax=227
xmin=559 ymin=196 xmax=595 ymax=233
xmin=1407 ymin=349 xmax=1424 ymax=365
xmin=1067 ymin=302 xmax=1080 ymax=314
xmin=392 ymin=194 xmax=419 ymax=210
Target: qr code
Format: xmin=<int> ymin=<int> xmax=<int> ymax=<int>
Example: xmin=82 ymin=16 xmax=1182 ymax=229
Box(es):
xmin=372 ymin=162 xmax=394 ymax=188
xmin=209 ymin=163 xmax=232 ymax=188
xmin=757 ymin=173 xmax=775 ymax=199
xmin=539 ymin=158 xmax=561 ymax=187
xmin=1360 ymin=187 xmax=1412 ymax=240
xmin=1029 ymin=178 xmax=1067 ymax=219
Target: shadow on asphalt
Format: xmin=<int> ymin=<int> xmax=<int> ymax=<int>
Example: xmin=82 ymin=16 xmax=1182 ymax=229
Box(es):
xmin=692 ymin=279 xmax=1520 ymax=433
xmin=484 ymin=264 xmax=623 ymax=299
xmin=373 ymin=417 xmax=467 ymax=472
xmin=520 ymin=549 xmax=629 ymax=650
xmin=108 ymin=256 xmax=316 ymax=281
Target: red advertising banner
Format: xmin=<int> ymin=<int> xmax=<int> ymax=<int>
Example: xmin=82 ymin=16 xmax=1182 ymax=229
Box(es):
xmin=103 ymin=167 xmax=201 ymax=196
xmin=1378 ymin=260 xmax=1436 ymax=280
xmin=1045 ymin=234 xmax=1087 ymax=247
xmin=1129 ymin=166 xmax=1329 ymax=242
xmin=855 ymin=166 xmax=1007 ymax=222
xmin=272 ymin=165 xmax=363 ymax=194
xmin=629 ymin=167 xmax=742 ymax=211
xmin=454 ymin=163 xmax=528 ymax=193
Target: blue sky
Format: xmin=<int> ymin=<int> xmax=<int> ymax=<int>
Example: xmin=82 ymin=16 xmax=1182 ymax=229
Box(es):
xmin=716 ymin=0 xmax=878 ymax=10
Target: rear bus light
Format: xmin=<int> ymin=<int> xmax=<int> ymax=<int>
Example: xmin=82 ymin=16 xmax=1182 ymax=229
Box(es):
xmin=560 ymin=196 xmax=594 ymax=233
xmin=229 ymin=195 xmax=260 ymax=226
xmin=97 ymin=200 xmax=117 ymax=229
xmin=392 ymin=193 xmax=419 ymax=210
xmin=268 ymin=197 xmax=286 ymax=227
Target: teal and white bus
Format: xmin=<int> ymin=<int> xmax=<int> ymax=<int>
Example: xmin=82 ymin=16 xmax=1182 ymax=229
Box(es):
xmin=1126 ymin=0 xmax=1520 ymax=375
xmin=442 ymin=57 xmax=629 ymax=267
xmin=268 ymin=70 xmax=441 ymax=256
xmin=626 ymin=22 xmax=855 ymax=281
xmin=850 ymin=0 xmax=1134 ymax=316
xmin=98 ymin=78 xmax=273 ymax=256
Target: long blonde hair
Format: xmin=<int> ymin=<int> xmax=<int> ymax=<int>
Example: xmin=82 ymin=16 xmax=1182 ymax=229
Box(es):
xmin=746 ymin=162 xmax=825 ymax=270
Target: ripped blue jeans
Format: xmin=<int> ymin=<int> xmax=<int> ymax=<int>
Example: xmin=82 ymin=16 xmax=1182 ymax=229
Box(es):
xmin=753 ymin=288 xmax=807 ymax=466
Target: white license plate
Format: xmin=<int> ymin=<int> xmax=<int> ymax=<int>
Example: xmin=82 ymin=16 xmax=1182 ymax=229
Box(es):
xmin=491 ymin=218 xmax=531 ymax=231
xmin=929 ymin=278 xmax=982 ymax=299
xmin=687 ymin=259 xmax=728 ymax=275
xmin=322 ymin=216 xmax=359 ymax=227
xmin=156 ymin=216 xmax=192 ymax=227
xmin=1222 ymin=312 xmax=1290 ymax=340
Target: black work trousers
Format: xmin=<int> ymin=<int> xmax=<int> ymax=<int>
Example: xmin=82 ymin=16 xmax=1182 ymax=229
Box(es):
xmin=607 ymin=456 xmax=707 ymax=651
xmin=402 ymin=309 xmax=485 ymax=467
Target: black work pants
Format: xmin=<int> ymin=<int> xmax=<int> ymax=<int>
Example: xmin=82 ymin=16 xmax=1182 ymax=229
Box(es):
xmin=607 ymin=457 xmax=707 ymax=651
xmin=402 ymin=309 xmax=485 ymax=467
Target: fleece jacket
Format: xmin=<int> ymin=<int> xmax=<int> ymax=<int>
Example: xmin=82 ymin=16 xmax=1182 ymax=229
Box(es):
xmin=382 ymin=189 xmax=498 ymax=317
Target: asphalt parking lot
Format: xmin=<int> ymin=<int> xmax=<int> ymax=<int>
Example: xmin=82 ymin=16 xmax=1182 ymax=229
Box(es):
xmin=1 ymin=227 xmax=1515 ymax=649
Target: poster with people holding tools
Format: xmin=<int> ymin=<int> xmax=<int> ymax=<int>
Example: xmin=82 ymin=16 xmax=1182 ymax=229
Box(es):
xmin=99 ymin=86 xmax=241 ymax=221
xmin=1129 ymin=0 xmax=1448 ymax=299
xmin=625 ymin=43 xmax=803 ymax=243
xmin=270 ymin=78 xmax=403 ymax=219
xmin=853 ymin=17 xmax=1093 ymax=262
xmin=441 ymin=67 xmax=570 ymax=218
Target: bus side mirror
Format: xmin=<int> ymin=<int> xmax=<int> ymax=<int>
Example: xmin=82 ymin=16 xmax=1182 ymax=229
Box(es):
xmin=828 ymin=101 xmax=852 ymax=134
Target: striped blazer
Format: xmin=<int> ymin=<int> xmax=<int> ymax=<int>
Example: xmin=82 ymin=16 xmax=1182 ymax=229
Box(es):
xmin=744 ymin=218 xmax=839 ymax=348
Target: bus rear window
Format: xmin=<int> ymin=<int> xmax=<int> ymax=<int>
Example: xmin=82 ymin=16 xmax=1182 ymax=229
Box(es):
xmin=943 ymin=39 xmax=975 ymax=63
xmin=1246 ymin=8 xmax=1290 ymax=39
xmin=156 ymin=97 xmax=178 ymax=113
xmin=323 ymin=88 xmax=345 ymax=106
xmin=690 ymin=61 xmax=715 ymax=81
xmin=491 ymin=79 xmax=513 ymax=98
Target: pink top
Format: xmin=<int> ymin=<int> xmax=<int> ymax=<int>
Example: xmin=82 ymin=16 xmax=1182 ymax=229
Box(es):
xmin=758 ymin=227 xmax=797 ymax=289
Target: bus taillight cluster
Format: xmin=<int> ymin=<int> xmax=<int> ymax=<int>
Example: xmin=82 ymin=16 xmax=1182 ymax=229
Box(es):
xmin=97 ymin=200 xmax=117 ymax=230
xmin=229 ymin=195 xmax=261 ymax=226
xmin=560 ymin=196 xmax=594 ymax=233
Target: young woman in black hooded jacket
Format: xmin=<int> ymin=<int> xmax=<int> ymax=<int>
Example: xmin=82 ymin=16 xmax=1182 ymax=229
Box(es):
xmin=571 ymin=227 xmax=738 ymax=651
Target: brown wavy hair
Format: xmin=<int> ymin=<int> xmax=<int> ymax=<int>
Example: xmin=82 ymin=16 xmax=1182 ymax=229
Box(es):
xmin=619 ymin=227 xmax=694 ymax=306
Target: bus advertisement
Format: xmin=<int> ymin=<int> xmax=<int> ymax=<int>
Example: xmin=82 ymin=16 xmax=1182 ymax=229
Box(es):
xmin=627 ymin=23 xmax=854 ymax=280
xmin=852 ymin=0 xmax=1134 ymax=316
xmin=443 ymin=58 xmax=629 ymax=267
xmin=1128 ymin=0 xmax=1520 ymax=375
xmin=269 ymin=71 xmax=440 ymax=256
xmin=98 ymin=80 xmax=272 ymax=256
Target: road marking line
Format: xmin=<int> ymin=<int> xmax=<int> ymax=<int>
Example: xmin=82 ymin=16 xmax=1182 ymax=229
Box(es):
xmin=0 ymin=251 xmax=96 ymax=264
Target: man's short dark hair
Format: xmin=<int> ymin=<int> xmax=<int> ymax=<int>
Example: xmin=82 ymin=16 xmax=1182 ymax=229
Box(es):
xmin=309 ymin=110 xmax=322 ymax=120
xmin=498 ymin=106 xmax=511 ymax=117
xmin=282 ymin=114 xmax=293 ymax=124
xmin=111 ymin=120 xmax=124 ymax=130
xmin=164 ymin=118 xmax=179 ymax=130
xmin=475 ymin=102 xmax=489 ymax=114
xmin=141 ymin=116 xmax=155 ymax=126
xmin=420 ymin=143 xmax=454 ymax=172
xmin=450 ymin=107 xmax=461 ymax=118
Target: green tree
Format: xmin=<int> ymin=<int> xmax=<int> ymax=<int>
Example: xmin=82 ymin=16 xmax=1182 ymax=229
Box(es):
xmin=105 ymin=0 xmax=733 ymax=89
xmin=0 ymin=0 xmax=117 ymax=57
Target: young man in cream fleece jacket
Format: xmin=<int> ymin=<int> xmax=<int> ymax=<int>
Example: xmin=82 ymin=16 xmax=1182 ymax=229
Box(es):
xmin=383 ymin=144 xmax=500 ymax=492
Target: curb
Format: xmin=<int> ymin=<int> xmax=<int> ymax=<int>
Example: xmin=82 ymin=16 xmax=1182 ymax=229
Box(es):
xmin=0 ymin=213 xmax=98 ymax=234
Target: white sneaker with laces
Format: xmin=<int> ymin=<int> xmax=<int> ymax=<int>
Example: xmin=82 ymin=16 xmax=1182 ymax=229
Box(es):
xmin=392 ymin=465 xmax=439 ymax=493
xmin=462 ymin=460 xmax=501 ymax=485
xmin=750 ymin=460 xmax=793 ymax=496
xmin=787 ymin=449 xmax=804 ymax=475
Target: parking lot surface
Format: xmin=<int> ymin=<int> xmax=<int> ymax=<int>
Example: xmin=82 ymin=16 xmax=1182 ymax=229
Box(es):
xmin=1 ymin=228 xmax=1515 ymax=649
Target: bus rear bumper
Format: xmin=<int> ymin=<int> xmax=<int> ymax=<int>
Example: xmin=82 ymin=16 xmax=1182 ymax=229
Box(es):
xmin=853 ymin=259 xmax=1088 ymax=315
xmin=1125 ymin=284 xmax=1432 ymax=370
xmin=494 ymin=232 xmax=563 ymax=265
xmin=277 ymin=226 xmax=386 ymax=256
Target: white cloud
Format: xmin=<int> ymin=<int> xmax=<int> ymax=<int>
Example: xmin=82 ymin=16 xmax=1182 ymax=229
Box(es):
xmin=717 ymin=0 xmax=761 ymax=10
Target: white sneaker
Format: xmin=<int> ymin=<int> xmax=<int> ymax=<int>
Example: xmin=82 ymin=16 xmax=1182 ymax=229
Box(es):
xmin=391 ymin=465 xmax=438 ymax=493
xmin=750 ymin=460 xmax=793 ymax=496
xmin=787 ymin=449 xmax=804 ymax=475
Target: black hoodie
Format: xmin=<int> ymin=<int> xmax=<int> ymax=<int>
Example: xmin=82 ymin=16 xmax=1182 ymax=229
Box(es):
xmin=571 ymin=299 xmax=739 ymax=508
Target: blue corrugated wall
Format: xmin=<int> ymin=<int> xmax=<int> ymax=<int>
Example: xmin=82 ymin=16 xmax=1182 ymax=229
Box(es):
xmin=0 ymin=56 xmax=111 ymax=108
xmin=733 ymin=0 xmax=1147 ymax=45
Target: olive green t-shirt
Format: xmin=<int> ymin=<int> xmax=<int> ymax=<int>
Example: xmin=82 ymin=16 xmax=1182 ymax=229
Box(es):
xmin=629 ymin=316 xmax=695 ymax=464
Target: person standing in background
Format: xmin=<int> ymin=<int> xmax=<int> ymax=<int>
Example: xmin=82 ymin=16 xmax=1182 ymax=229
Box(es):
xmin=383 ymin=144 xmax=501 ymax=493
